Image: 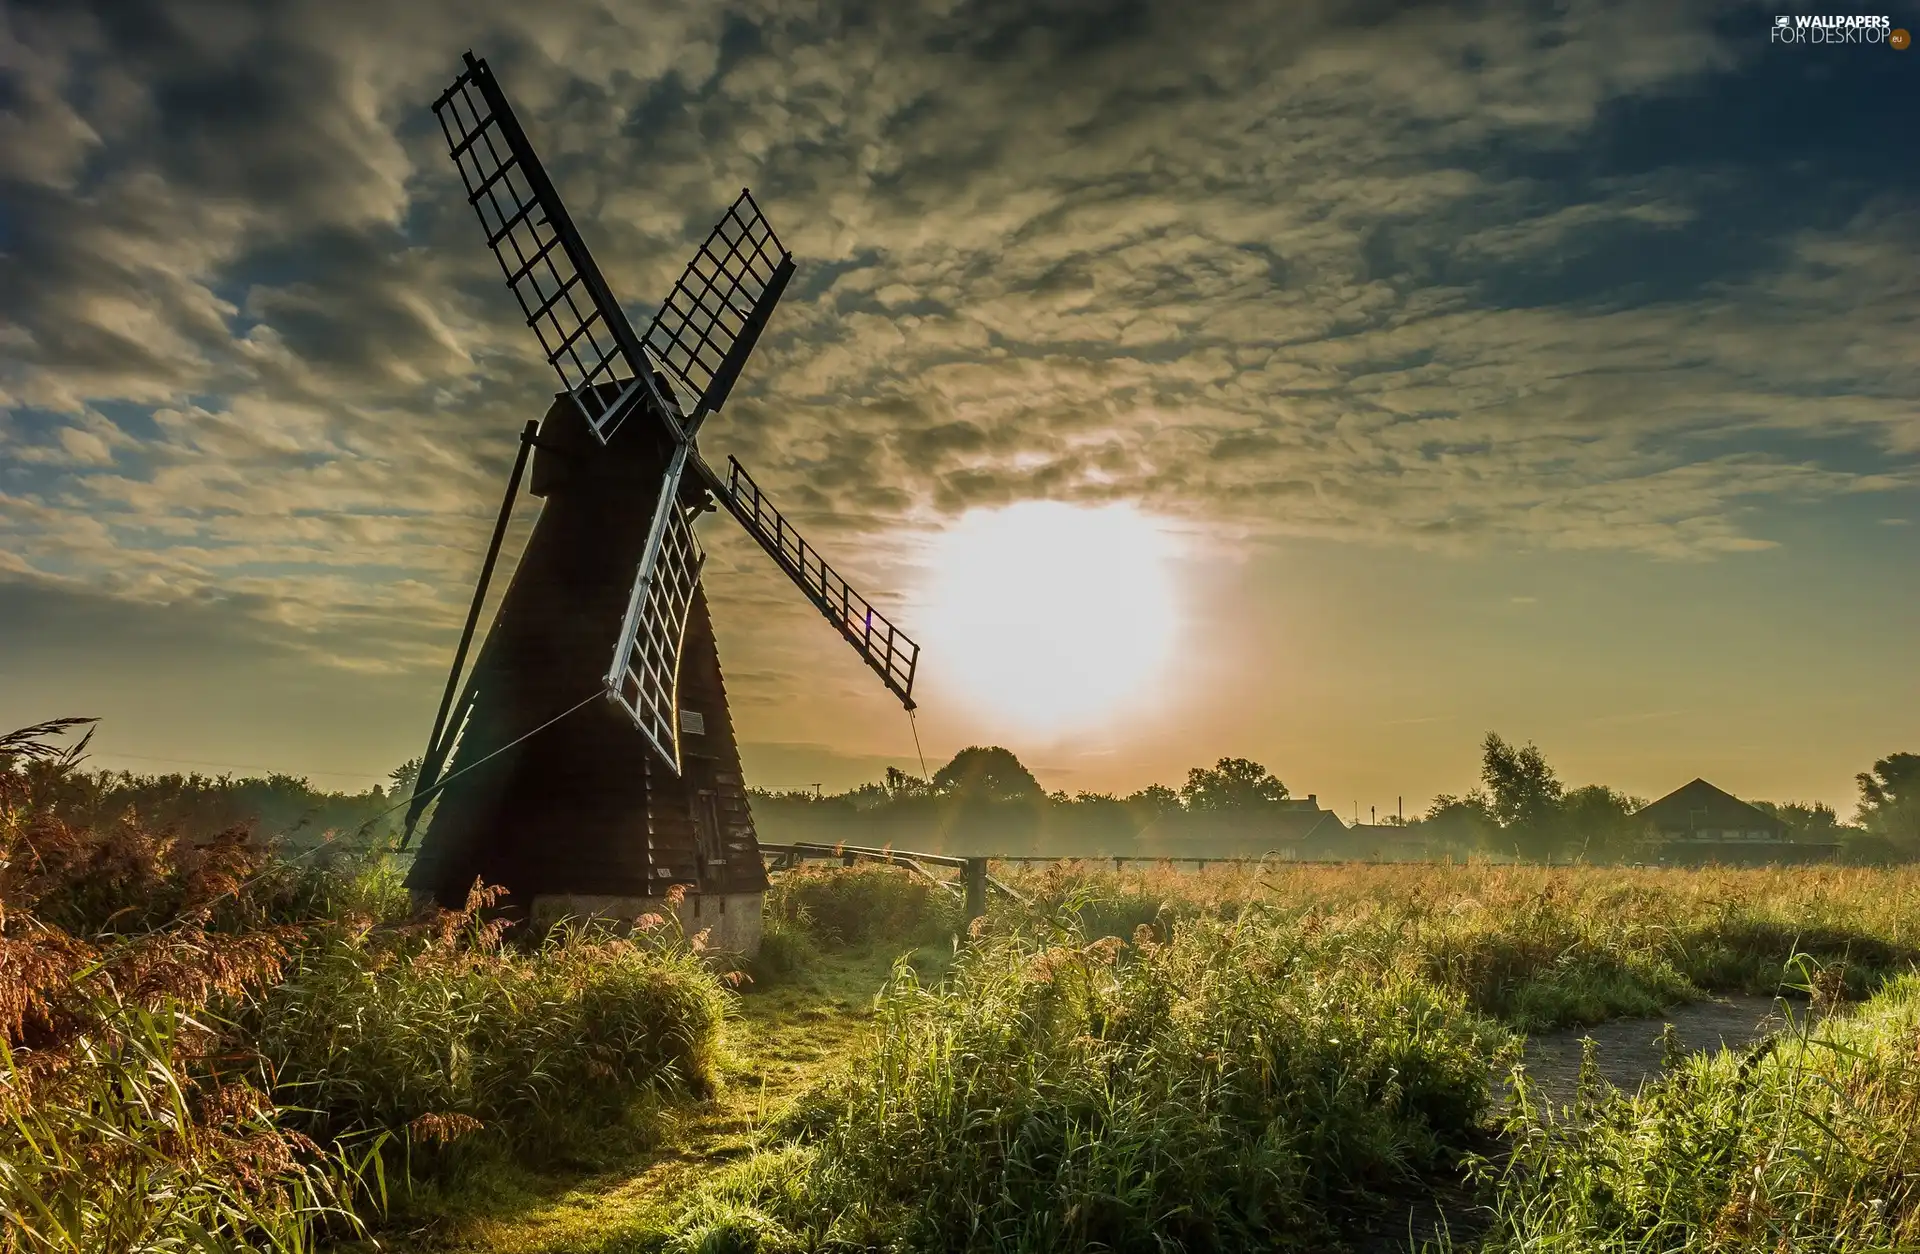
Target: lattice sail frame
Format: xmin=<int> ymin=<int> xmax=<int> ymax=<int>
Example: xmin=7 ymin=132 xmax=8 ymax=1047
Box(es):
xmin=607 ymin=450 xmax=707 ymax=771
xmin=434 ymin=54 xmax=675 ymax=445
xmin=644 ymin=190 xmax=795 ymax=432
xmin=718 ymin=456 xmax=919 ymax=709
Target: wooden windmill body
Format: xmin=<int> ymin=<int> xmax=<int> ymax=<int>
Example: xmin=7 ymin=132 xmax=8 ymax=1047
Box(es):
xmin=401 ymin=55 xmax=919 ymax=951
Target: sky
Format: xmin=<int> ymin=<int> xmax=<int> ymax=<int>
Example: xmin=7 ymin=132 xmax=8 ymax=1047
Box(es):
xmin=1 ymin=0 xmax=1914 ymax=818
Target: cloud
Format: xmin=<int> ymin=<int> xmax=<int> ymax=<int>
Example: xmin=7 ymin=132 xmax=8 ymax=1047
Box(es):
xmin=0 ymin=0 xmax=1913 ymax=694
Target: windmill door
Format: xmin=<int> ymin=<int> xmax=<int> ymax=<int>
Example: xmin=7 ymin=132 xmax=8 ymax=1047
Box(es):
xmin=693 ymin=787 xmax=725 ymax=878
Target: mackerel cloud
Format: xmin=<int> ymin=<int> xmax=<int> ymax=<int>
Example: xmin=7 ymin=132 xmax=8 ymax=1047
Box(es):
xmin=1 ymin=0 xmax=1914 ymax=678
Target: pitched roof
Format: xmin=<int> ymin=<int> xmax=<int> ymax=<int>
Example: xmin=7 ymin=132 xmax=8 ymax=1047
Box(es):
xmin=1632 ymin=778 xmax=1784 ymax=836
xmin=1272 ymin=808 xmax=1347 ymax=841
xmin=1142 ymin=805 xmax=1347 ymax=845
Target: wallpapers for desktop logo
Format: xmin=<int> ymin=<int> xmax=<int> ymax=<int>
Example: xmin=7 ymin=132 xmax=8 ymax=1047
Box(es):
xmin=1770 ymin=14 xmax=1909 ymax=46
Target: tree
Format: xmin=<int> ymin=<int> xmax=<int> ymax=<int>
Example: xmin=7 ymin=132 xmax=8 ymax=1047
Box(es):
xmin=388 ymin=757 xmax=421 ymax=797
xmin=1560 ymin=784 xmax=1644 ymax=860
xmin=1856 ymin=752 xmax=1920 ymax=851
xmin=1751 ymin=799 xmax=1844 ymax=836
xmin=1858 ymin=753 xmax=1920 ymax=810
xmin=1421 ymin=791 xmax=1496 ymax=846
xmin=883 ymin=766 xmax=931 ymax=801
xmin=1479 ymin=733 xmax=1564 ymax=858
xmin=931 ymin=746 xmax=1042 ymax=803
xmin=841 ymin=781 xmax=893 ymax=810
xmin=1123 ymin=783 xmax=1183 ymax=816
xmin=1179 ymin=758 xmax=1289 ymax=812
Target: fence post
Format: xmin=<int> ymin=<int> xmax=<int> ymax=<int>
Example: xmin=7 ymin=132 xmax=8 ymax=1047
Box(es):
xmin=843 ymin=851 xmax=857 ymax=867
xmin=963 ymin=858 xmax=987 ymax=925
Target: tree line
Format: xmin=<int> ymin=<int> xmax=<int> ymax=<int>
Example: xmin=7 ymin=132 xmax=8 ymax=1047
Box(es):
xmin=753 ymin=737 xmax=1920 ymax=863
xmin=1426 ymin=734 xmax=1918 ymax=862
xmin=6 ymin=717 xmax=1913 ymax=864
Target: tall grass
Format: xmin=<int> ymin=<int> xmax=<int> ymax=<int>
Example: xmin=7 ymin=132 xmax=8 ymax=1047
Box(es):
xmin=673 ymin=907 xmax=1514 ymax=1252
xmin=0 ymin=918 xmax=380 ymax=1254
xmin=16 ymin=723 xmax=1920 ymax=1254
xmin=1002 ymin=861 xmax=1920 ymax=1028
xmin=764 ymin=862 xmax=963 ymax=951
xmin=254 ymin=906 xmax=729 ymax=1161
xmin=2 ymin=722 xmax=735 ymax=1252
xmin=658 ymin=860 xmax=1920 ymax=1252
xmin=1482 ymin=970 xmax=1920 ymax=1251
xmin=1 ymin=988 xmax=376 ymax=1254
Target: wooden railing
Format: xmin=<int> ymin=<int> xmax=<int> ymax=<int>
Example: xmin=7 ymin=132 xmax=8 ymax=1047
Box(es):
xmin=755 ymin=843 xmax=1357 ymax=921
xmin=759 ymin=841 xmax=998 ymax=919
xmin=756 ymin=844 xmax=1486 ymax=923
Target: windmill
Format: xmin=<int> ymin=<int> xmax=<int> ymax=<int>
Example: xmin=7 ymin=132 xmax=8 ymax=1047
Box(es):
xmin=400 ymin=53 xmax=920 ymax=948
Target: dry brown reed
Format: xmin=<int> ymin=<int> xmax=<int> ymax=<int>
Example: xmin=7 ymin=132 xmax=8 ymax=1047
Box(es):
xmin=2 ymin=719 xmax=729 ymax=1251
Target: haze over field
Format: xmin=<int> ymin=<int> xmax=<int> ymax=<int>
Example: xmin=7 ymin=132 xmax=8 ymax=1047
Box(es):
xmin=0 ymin=0 xmax=1914 ymax=812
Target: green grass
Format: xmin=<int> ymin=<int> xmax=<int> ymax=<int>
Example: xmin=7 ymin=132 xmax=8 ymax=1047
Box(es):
xmin=663 ymin=910 xmax=1514 ymax=1253
xmin=0 ymin=802 xmax=736 ymax=1254
xmin=18 ymin=810 xmax=1920 ymax=1254
xmin=763 ymin=862 xmax=964 ymax=952
xmin=350 ymin=946 xmax=914 ymax=1253
xmin=348 ymin=862 xmax=1920 ymax=1254
xmin=255 ymin=918 xmax=729 ymax=1158
xmin=1002 ymin=860 xmax=1920 ymax=1029
xmin=1477 ymin=970 xmax=1920 ymax=1251
xmin=1 ymin=988 xmax=373 ymax=1254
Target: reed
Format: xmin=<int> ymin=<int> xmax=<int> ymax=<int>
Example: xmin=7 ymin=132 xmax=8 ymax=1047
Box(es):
xmin=765 ymin=861 xmax=963 ymax=951
xmin=13 ymin=710 xmax=1920 ymax=1252
xmin=253 ymin=905 xmax=729 ymax=1160
xmin=1482 ymin=968 xmax=1920 ymax=1251
xmin=665 ymin=860 xmax=1920 ymax=1252
xmin=1002 ymin=860 xmax=1920 ymax=1027
xmin=2 ymin=720 xmax=733 ymax=1252
xmin=674 ymin=906 xmax=1513 ymax=1251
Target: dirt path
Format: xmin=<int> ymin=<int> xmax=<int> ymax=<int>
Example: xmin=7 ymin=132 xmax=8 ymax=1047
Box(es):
xmin=1514 ymin=994 xmax=1795 ymax=1109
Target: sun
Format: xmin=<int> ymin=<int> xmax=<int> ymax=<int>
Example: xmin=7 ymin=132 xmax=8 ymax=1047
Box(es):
xmin=916 ymin=501 xmax=1183 ymax=734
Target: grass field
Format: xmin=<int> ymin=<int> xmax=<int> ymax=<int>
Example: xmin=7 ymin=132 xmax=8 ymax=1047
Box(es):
xmin=9 ymin=776 xmax=1920 ymax=1254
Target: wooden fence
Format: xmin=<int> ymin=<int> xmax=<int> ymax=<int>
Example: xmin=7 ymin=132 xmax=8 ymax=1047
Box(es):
xmin=756 ymin=842 xmax=1336 ymax=923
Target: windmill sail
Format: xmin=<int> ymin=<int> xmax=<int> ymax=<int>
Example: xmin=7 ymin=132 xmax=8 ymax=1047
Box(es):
xmin=717 ymin=456 xmax=919 ymax=710
xmin=607 ymin=448 xmax=707 ymax=770
xmin=433 ymin=53 xmax=675 ymax=444
xmin=644 ymin=190 xmax=796 ymax=433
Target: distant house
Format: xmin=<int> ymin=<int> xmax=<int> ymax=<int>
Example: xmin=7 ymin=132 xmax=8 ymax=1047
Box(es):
xmin=1266 ymin=804 xmax=1350 ymax=858
xmin=1634 ymin=778 xmax=1840 ymax=866
xmin=1138 ymin=793 xmax=1349 ymax=858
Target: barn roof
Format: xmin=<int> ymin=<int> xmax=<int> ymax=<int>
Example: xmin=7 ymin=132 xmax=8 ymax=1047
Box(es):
xmin=1269 ymin=807 xmax=1349 ymax=841
xmin=1632 ymin=778 xmax=1784 ymax=835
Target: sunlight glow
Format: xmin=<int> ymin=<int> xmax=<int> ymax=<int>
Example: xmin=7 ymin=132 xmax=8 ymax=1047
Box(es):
xmin=918 ymin=501 xmax=1183 ymax=734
